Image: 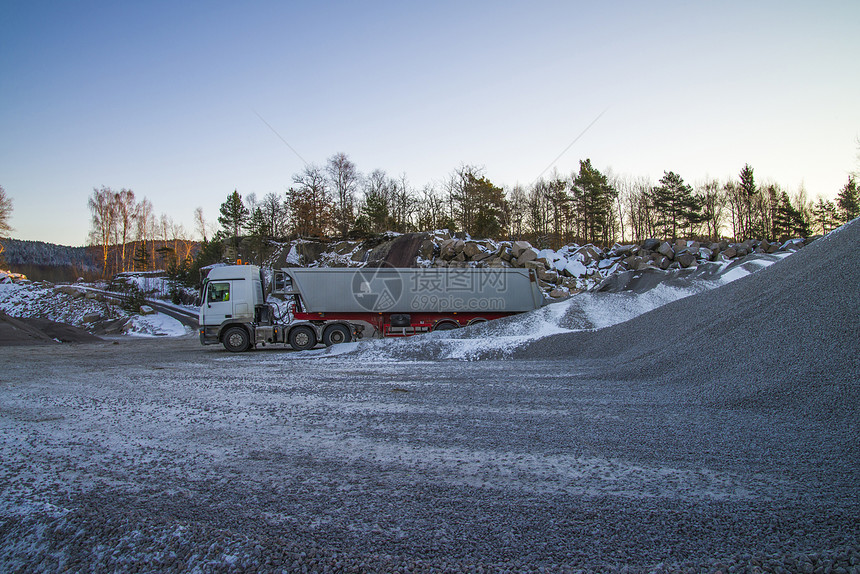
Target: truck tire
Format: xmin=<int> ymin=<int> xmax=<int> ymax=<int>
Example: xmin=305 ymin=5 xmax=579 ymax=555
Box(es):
xmin=468 ymin=318 xmax=488 ymax=326
xmin=222 ymin=326 xmax=251 ymax=352
xmin=433 ymin=321 xmax=459 ymax=331
xmin=323 ymin=324 xmax=351 ymax=346
xmin=289 ymin=325 xmax=316 ymax=351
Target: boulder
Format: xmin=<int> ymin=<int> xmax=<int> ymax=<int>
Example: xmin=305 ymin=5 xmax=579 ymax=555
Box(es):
xmin=463 ymin=241 xmax=482 ymax=259
xmin=610 ymin=244 xmax=638 ymax=257
xmin=351 ymin=247 xmax=369 ymax=262
xmin=333 ymin=241 xmax=355 ymax=255
xmin=471 ymin=250 xmax=491 ymax=262
xmin=676 ymin=252 xmax=697 ymax=268
xmin=517 ymin=248 xmax=538 ymax=264
xmin=574 ymin=245 xmax=601 ymax=265
xmin=722 ymin=246 xmax=738 ymax=259
xmin=54 ymin=286 xmax=85 ymax=298
xmin=698 ymin=247 xmax=714 ymax=261
xmin=688 ymin=241 xmax=700 ymax=251
xmin=418 ymin=240 xmax=436 ymax=260
xmin=82 ymin=313 xmax=102 ymax=323
xmin=511 ymin=240 xmax=533 ymax=258
xmin=562 ymin=260 xmax=588 ymax=278
xmin=499 ymin=248 xmax=513 ymax=262
xmin=642 ymin=238 xmax=661 ymax=251
xmin=439 ymin=239 xmax=458 ymax=260
xmin=674 ymin=239 xmax=687 ymax=250
xmin=537 ymin=268 xmax=560 ymax=284
xmin=657 ymin=242 xmax=675 ymax=259
xmin=139 ymin=305 xmax=156 ymax=315
xmin=657 ymin=256 xmax=671 ymax=270
xmin=549 ymin=288 xmax=568 ymax=299
xmin=597 ymin=258 xmax=615 ymax=270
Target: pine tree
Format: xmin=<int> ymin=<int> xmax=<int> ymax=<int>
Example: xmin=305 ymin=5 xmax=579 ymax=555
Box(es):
xmin=836 ymin=176 xmax=859 ymax=224
xmin=466 ymin=173 xmax=506 ymax=239
xmin=218 ymin=190 xmax=249 ymax=248
xmin=813 ymin=198 xmax=839 ymax=234
xmin=649 ymin=171 xmax=700 ymax=241
xmin=571 ymin=159 xmax=617 ymax=245
xmin=773 ymin=191 xmax=801 ymax=239
xmin=738 ymin=163 xmax=759 ymax=239
xmin=360 ymin=190 xmax=390 ymax=234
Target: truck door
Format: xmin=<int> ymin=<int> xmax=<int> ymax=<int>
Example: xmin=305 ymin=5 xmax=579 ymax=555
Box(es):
xmin=203 ymin=281 xmax=233 ymax=325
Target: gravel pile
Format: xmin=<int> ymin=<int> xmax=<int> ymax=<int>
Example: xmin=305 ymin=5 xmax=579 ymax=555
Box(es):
xmin=516 ymin=218 xmax=860 ymax=414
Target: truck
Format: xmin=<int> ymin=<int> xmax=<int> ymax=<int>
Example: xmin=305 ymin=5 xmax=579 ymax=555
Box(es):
xmin=198 ymin=264 xmax=546 ymax=352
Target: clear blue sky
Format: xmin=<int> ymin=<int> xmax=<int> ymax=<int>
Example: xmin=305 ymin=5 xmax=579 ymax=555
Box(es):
xmin=2 ymin=0 xmax=858 ymax=246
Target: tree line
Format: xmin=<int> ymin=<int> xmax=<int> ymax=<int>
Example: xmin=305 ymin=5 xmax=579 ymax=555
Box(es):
xmin=215 ymin=153 xmax=860 ymax=252
xmin=86 ymin=186 xmax=197 ymax=277
xmin=73 ymin=149 xmax=860 ymax=277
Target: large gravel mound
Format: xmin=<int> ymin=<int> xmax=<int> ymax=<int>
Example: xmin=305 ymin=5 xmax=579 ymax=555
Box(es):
xmin=516 ymin=218 xmax=860 ymax=413
xmin=0 ymin=311 xmax=103 ymax=345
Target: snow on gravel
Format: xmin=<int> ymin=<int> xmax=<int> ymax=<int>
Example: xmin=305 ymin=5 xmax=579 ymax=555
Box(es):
xmin=1 ymin=336 xmax=856 ymax=572
xmin=124 ymin=313 xmax=192 ymax=337
xmin=0 ymin=279 xmax=189 ymax=337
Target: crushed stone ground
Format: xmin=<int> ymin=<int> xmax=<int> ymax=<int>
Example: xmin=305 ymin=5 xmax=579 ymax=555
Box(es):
xmin=0 ymin=335 xmax=856 ymax=573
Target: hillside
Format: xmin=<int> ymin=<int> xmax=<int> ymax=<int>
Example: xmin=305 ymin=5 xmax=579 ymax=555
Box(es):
xmin=0 ymin=238 xmax=101 ymax=282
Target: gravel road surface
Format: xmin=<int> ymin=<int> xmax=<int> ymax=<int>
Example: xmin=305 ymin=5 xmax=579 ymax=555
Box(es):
xmin=1 ymin=334 xmax=857 ymax=573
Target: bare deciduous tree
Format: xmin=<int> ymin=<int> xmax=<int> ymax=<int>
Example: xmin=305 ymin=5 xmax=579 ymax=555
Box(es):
xmin=113 ymin=188 xmax=137 ymax=271
xmin=326 ymin=153 xmax=359 ymax=238
xmin=88 ymin=186 xmax=118 ymax=276
xmin=0 ymin=185 xmax=12 ymax=259
xmin=193 ymin=207 xmax=208 ymax=242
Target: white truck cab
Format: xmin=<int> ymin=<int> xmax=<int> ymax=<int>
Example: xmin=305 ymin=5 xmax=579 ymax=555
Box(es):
xmin=198 ymin=265 xmax=267 ymax=350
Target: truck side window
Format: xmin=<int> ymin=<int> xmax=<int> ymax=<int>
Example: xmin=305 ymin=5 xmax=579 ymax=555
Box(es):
xmin=207 ymin=282 xmax=230 ymax=303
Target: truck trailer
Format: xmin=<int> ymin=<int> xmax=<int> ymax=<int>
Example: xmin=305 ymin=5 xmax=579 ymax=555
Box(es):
xmin=198 ymin=264 xmax=546 ymax=352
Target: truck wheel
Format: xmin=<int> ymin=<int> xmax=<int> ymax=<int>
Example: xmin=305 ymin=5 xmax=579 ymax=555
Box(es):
xmin=433 ymin=321 xmax=459 ymax=331
xmin=222 ymin=326 xmax=251 ymax=352
xmin=323 ymin=324 xmax=351 ymax=346
xmin=289 ymin=325 xmax=316 ymax=351
xmin=468 ymin=318 xmax=489 ymax=326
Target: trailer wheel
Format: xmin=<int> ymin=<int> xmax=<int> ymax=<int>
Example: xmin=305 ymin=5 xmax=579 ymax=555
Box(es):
xmin=323 ymin=324 xmax=351 ymax=346
xmin=433 ymin=321 xmax=459 ymax=331
xmin=222 ymin=326 xmax=251 ymax=352
xmin=468 ymin=318 xmax=489 ymax=326
xmin=289 ymin=325 xmax=316 ymax=351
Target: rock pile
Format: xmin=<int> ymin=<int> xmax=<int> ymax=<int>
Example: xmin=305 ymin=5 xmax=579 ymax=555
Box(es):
xmin=266 ymin=232 xmax=815 ymax=299
xmin=421 ymin=233 xmax=814 ymax=298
